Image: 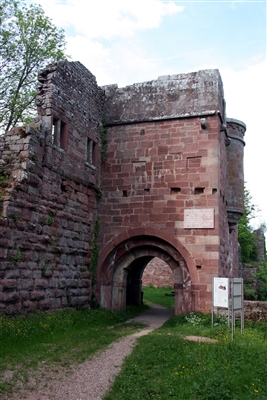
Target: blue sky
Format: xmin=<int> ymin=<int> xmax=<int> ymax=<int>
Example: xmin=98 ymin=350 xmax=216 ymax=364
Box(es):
xmin=32 ymin=0 xmax=267 ymax=229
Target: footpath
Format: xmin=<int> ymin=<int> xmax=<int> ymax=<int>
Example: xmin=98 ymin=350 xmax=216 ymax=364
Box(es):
xmin=8 ymin=305 xmax=173 ymax=400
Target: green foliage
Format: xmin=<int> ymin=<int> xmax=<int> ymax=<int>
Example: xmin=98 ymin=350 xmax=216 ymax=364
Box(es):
xmin=89 ymin=219 xmax=100 ymax=284
xmin=244 ymin=285 xmax=258 ymax=301
xmin=0 ymin=162 xmax=13 ymax=200
xmin=41 ymin=260 xmax=48 ymax=277
xmin=142 ymin=286 xmax=175 ymax=309
xmin=41 ymin=211 xmax=56 ymax=226
xmin=0 ymin=0 xmax=67 ymax=133
xmin=48 ymin=211 xmax=55 ymax=226
xmin=254 ymin=261 xmax=267 ymax=301
xmin=105 ymin=313 xmax=267 ymax=400
xmin=9 ymin=244 xmax=22 ymax=265
xmin=100 ymin=118 xmax=108 ymax=164
xmin=95 ymin=186 xmax=103 ymax=200
xmin=238 ymin=186 xmax=258 ymax=262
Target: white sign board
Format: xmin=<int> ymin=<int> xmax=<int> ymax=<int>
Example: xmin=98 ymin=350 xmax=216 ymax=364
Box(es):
xmin=184 ymin=208 xmax=214 ymax=229
xmin=213 ymin=278 xmax=229 ymax=308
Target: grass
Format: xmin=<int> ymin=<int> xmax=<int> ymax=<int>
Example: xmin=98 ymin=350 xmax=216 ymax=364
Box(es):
xmin=104 ymin=312 xmax=267 ymax=400
xmin=142 ymin=285 xmax=175 ymax=309
xmin=0 ymin=305 xmax=147 ymax=395
xmin=2 ymin=287 xmax=267 ymax=399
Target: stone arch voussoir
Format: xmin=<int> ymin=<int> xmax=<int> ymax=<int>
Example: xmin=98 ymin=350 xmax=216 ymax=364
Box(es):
xmin=97 ymin=228 xmax=199 ymax=314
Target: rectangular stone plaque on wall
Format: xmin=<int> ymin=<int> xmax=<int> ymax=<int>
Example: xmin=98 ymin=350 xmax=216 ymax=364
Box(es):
xmin=184 ymin=208 xmax=214 ymax=229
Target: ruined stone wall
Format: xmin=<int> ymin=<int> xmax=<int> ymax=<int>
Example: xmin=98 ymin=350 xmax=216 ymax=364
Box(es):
xmin=0 ymin=62 xmax=245 ymax=314
xmin=36 ymin=61 xmax=104 ymax=188
xmin=0 ymin=62 xmax=104 ymax=314
xmin=103 ymin=69 xmax=225 ymax=124
xmin=253 ymin=227 xmax=266 ymax=261
xmin=244 ymin=300 xmax=267 ymax=322
xmin=142 ymin=258 xmax=174 ymax=287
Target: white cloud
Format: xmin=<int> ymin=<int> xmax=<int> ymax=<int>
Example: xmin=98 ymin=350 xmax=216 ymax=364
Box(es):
xmin=34 ymin=0 xmax=184 ymax=86
xmin=36 ymin=0 xmax=184 ymax=39
xmin=67 ymin=35 xmax=165 ymax=87
xmin=66 ymin=35 xmax=112 ymax=80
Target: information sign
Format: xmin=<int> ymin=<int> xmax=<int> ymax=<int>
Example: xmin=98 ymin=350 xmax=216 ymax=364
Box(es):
xmin=213 ymin=277 xmax=229 ymax=308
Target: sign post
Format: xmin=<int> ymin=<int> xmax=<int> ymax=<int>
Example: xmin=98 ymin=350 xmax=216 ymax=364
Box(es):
xmin=212 ymin=277 xmax=244 ymax=339
xmin=231 ymin=278 xmax=244 ymax=340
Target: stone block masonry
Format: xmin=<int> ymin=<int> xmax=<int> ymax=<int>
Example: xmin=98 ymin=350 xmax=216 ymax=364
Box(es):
xmin=0 ymin=62 xmax=104 ymax=314
xmin=0 ymin=62 xmax=245 ymax=315
xmin=142 ymin=258 xmax=174 ymax=288
xmin=98 ymin=70 xmax=245 ymax=313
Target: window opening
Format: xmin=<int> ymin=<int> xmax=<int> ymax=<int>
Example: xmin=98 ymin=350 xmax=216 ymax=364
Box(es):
xmin=194 ymin=187 xmax=205 ymax=195
xmin=86 ymin=138 xmax=96 ymax=166
xmin=52 ymin=118 xmax=68 ymax=150
xmin=171 ymin=187 xmax=181 ymax=194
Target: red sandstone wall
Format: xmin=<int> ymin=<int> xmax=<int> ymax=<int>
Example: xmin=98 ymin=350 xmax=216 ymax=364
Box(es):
xmin=0 ymin=63 xmax=245 ymax=315
xmin=0 ymin=62 xmax=104 ymax=314
xmin=0 ymin=126 xmax=97 ymax=313
xmin=142 ymin=258 xmax=174 ymax=287
xmin=98 ymin=70 xmax=237 ymax=312
xmin=98 ymin=115 xmax=222 ymax=311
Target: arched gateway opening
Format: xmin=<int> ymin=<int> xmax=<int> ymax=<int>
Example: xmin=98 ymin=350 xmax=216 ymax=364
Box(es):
xmin=142 ymin=258 xmax=174 ymax=288
xmin=97 ymin=231 xmax=199 ymax=316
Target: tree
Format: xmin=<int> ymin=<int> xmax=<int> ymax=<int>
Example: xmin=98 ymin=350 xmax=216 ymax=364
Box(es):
xmin=255 ymin=262 xmax=267 ymax=301
xmin=238 ymin=185 xmax=258 ymax=263
xmin=0 ymin=0 xmax=67 ymax=133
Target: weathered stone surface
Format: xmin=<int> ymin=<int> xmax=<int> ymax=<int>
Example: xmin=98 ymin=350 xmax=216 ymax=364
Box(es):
xmin=142 ymin=258 xmax=174 ymax=288
xmin=103 ymin=69 xmax=225 ymax=124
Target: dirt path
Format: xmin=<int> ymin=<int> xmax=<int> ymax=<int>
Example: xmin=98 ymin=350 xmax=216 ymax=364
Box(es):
xmin=7 ymin=305 xmax=173 ymax=400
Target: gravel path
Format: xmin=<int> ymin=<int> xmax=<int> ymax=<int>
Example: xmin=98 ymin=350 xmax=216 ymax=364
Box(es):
xmin=8 ymin=305 xmax=173 ymax=400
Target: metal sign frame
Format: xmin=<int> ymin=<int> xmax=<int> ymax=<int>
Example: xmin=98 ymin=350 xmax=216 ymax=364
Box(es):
xmin=212 ymin=277 xmax=244 ymax=339
xmin=231 ymin=278 xmax=244 ymax=340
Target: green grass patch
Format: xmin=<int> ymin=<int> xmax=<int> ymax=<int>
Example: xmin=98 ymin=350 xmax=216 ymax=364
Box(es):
xmin=142 ymin=285 xmax=174 ymax=309
xmin=104 ymin=312 xmax=267 ymax=400
xmin=0 ymin=305 xmax=147 ymax=395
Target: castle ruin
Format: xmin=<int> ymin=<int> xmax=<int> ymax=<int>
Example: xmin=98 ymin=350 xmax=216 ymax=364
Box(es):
xmin=0 ymin=61 xmax=246 ymax=315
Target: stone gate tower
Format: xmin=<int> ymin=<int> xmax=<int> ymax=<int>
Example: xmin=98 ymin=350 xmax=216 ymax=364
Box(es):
xmin=97 ymin=69 xmax=246 ymax=314
xmin=0 ymin=62 xmax=245 ymax=315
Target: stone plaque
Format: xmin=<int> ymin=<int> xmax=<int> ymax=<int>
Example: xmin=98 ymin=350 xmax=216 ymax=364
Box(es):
xmin=184 ymin=208 xmax=214 ymax=229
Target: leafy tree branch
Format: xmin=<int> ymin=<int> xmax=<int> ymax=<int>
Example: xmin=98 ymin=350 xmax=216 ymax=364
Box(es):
xmin=238 ymin=185 xmax=258 ymax=263
xmin=0 ymin=0 xmax=68 ymax=133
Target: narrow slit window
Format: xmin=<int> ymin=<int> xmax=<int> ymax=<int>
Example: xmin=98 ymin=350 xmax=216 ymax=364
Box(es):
xmin=52 ymin=118 xmax=68 ymax=150
xmin=86 ymin=138 xmax=96 ymax=166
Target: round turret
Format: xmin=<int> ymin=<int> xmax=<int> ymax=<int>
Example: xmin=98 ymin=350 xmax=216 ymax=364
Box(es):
xmin=226 ymin=118 xmax=246 ymax=225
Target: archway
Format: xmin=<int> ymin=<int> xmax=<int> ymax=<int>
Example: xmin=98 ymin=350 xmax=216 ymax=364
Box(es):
xmin=97 ymin=231 xmax=199 ymax=315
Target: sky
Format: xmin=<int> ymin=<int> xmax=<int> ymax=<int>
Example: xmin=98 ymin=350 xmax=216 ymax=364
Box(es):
xmin=30 ymin=0 xmax=267 ymax=229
